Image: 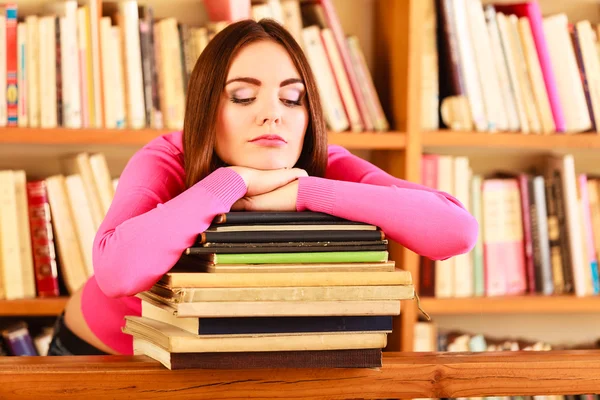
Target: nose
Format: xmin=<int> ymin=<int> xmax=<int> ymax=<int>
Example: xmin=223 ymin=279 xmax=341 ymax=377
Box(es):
xmin=255 ymin=99 xmax=282 ymax=126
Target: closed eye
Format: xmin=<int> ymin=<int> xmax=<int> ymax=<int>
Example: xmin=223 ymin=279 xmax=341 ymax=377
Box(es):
xmin=281 ymin=98 xmax=302 ymax=107
xmin=230 ymin=97 xmax=255 ymax=105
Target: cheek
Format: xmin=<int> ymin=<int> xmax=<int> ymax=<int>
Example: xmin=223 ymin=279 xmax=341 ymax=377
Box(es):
xmin=215 ymin=103 xmax=243 ymax=158
xmin=286 ymin=107 xmax=309 ymax=140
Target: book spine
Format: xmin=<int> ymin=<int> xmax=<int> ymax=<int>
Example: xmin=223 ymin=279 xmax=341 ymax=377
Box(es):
xmin=6 ymin=4 xmax=17 ymax=126
xmin=139 ymin=14 xmax=153 ymax=127
xmin=55 ymin=17 xmax=63 ymax=127
xmin=26 ymin=181 xmax=60 ymax=297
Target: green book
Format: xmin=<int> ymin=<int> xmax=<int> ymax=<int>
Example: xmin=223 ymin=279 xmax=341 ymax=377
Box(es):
xmin=194 ymin=251 xmax=389 ymax=265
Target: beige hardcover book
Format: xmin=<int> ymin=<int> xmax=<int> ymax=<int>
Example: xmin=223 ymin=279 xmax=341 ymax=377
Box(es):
xmin=39 ymin=16 xmax=57 ymax=128
xmin=123 ymin=316 xmax=387 ymax=353
xmin=141 ymin=300 xmax=393 ymax=337
xmin=575 ymin=21 xmax=600 ymax=132
xmin=321 ymin=28 xmax=363 ymax=132
xmin=25 ymin=15 xmax=39 ymax=127
xmin=518 ymin=17 xmax=555 ymax=134
xmin=62 ymin=153 xmax=104 ymax=229
xmin=149 ymin=283 xmax=414 ymax=303
xmin=88 ymin=0 xmax=103 ymax=128
xmin=281 ymin=0 xmax=303 ymax=48
xmin=508 ymin=14 xmax=541 ymax=134
xmin=434 ymin=156 xmax=454 ymax=298
xmin=0 ymin=171 xmax=24 ymax=300
xmin=302 ymin=25 xmax=349 ymax=132
xmin=193 ymin=27 xmax=209 ymax=57
xmin=420 ymin=0 xmax=439 ymax=131
xmin=88 ymin=153 xmax=114 ymax=215
xmin=204 ymin=260 xmax=396 ymax=273
xmin=159 ymin=269 xmax=411 ymax=289
xmin=64 ymin=174 xmax=95 ymax=277
xmin=543 ymin=14 xmax=591 ymax=132
xmin=13 ymin=171 xmax=36 ymax=299
xmin=496 ymin=12 xmax=529 ymax=133
xmin=138 ymin=291 xmax=401 ymax=317
xmin=45 ymin=175 xmax=88 ymax=294
xmin=156 ymin=18 xmax=185 ymax=130
xmin=117 ymin=0 xmax=146 ymax=129
xmin=77 ymin=7 xmax=93 ymax=127
xmin=452 ymin=157 xmax=473 ymax=297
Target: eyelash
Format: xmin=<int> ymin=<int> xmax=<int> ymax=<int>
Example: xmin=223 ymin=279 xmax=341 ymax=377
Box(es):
xmin=230 ymin=97 xmax=302 ymax=107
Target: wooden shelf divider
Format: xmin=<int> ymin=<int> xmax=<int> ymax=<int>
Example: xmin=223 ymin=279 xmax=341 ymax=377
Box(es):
xmin=0 ymin=298 xmax=68 ymax=317
xmin=420 ymin=295 xmax=600 ymax=315
xmin=0 ymin=128 xmax=406 ymax=150
xmin=422 ymin=130 xmax=600 ymax=151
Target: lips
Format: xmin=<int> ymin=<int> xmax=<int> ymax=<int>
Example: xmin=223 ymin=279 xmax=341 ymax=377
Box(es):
xmin=249 ymin=134 xmax=286 ymax=143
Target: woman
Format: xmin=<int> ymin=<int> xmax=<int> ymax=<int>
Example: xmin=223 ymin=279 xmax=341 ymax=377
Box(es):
xmin=47 ymin=18 xmax=478 ymax=356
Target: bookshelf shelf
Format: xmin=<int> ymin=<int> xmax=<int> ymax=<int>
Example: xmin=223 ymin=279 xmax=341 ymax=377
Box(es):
xmin=0 ymin=298 xmax=68 ymax=317
xmin=422 ymin=130 xmax=600 ymax=151
xmin=0 ymin=128 xmax=406 ymax=150
xmin=420 ymin=295 xmax=600 ymax=315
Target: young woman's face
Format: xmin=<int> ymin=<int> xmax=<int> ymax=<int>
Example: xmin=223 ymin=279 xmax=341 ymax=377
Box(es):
xmin=215 ymin=40 xmax=309 ymax=170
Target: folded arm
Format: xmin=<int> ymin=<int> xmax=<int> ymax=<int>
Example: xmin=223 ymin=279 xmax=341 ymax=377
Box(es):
xmin=92 ymin=146 xmax=246 ymax=298
xmin=296 ymin=145 xmax=478 ymax=260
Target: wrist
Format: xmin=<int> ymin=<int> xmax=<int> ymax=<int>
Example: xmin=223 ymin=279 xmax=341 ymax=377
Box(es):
xmin=296 ymin=176 xmax=336 ymax=214
xmin=199 ymin=167 xmax=247 ymax=206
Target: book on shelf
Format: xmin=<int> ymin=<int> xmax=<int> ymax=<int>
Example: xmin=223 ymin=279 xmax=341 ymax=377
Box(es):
xmin=423 ymin=0 xmax=600 ymax=134
xmin=0 ymin=0 xmax=388 ymax=134
xmin=0 ymin=151 xmax=116 ymax=300
xmin=419 ymin=153 xmax=600 ymax=299
xmin=123 ymin=210 xmax=414 ymax=369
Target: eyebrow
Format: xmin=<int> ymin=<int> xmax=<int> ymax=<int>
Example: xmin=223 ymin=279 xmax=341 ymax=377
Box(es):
xmin=225 ymin=77 xmax=304 ymax=87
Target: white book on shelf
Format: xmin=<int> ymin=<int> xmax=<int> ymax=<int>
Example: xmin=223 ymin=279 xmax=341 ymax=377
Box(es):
xmin=543 ymin=13 xmax=591 ymax=133
xmin=301 ymin=25 xmax=349 ymax=132
xmin=89 ymin=153 xmax=115 ymax=216
xmin=88 ymin=0 xmax=103 ymax=128
xmin=484 ymin=5 xmax=520 ymax=131
xmin=575 ymin=20 xmax=600 ymax=132
xmin=25 ymin=15 xmax=39 ymax=128
xmin=64 ymin=174 xmax=95 ymax=278
xmin=435 ymin=155 xmax=455 ymax=298
xmin=452 ymin=0 xmax=487 ymax=132
xmin=518 ymin=17 xmax=555 ymax=134
xmin=508 ymin=14 xmax=541 ymax=134
xmin=466 ymin=0 xmax=508 ymax=132
xmin=0 ymin=171 xmax=27 ymax=300
xmin=452 ymin=156 xmax=473 ymax=297
xmin=39 ymin=16 xmax=57 ymax=129
xmin=118 ymin=0 xmax=146 ymax=129
xmin=13 ymin=171 xmax=36 ymax=299
xmin=17 ymin=22 xmax=27 ymax=128
xmin=111 ymin=25 xmax=126 ymax=128
xmin=61 ymin=1 xmax=83 ymax=128
xmin=496 ymin=12 xmax=529 ymax=134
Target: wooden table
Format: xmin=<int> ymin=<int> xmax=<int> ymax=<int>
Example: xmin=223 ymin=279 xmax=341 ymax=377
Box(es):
xmin=1 ymin=351 xmax=600 ymax=399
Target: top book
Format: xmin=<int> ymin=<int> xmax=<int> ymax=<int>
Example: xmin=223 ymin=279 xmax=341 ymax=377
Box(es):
xmin=211 ymin=211 xmax=360 ymax=225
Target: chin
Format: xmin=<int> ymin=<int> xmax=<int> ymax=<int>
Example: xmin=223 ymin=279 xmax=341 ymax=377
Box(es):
xmin=240 ymin=156 xmax=295 ymax=171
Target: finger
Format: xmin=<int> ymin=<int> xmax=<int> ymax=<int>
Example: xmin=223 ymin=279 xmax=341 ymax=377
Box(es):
xmin=231 ymin=198 xmax=249 ymax=211
xmin=248 ymin=168 xmax=306 ymax=196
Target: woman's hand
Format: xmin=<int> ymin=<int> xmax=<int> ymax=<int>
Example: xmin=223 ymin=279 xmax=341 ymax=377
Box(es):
xmin=232 ymin=180 xmax=299 ymax=211
xmin=227 ymin=166 xmax=307 ymax=197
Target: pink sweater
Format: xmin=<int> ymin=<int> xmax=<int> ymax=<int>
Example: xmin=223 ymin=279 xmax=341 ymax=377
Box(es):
xmin=87 ymin=131 xmax=478 ymax=354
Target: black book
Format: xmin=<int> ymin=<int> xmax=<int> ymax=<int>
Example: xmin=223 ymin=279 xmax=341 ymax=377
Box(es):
xmin=186 ymin=240 xmax=388 ymax=255
xmin=212 ymin=211 xmax=354 ymax=225
xmin=197 ymin=229 xmax=385 ymax=244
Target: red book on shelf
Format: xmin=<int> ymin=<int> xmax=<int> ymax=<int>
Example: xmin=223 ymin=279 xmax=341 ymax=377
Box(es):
xmin=26 ymin=181 xmax=60 ymax=297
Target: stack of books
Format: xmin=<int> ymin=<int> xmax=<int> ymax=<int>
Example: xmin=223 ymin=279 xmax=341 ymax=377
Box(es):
xmin=123 ymin=211 xmax=414 ymax=370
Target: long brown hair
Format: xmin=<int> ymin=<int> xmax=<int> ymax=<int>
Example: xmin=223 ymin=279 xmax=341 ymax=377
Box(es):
xmin=183 ymin=19 xmax=328 ymax=188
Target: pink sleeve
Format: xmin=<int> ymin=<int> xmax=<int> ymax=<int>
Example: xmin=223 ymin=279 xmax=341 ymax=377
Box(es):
xmin=92 ymin=148 xmax=246 ymax=298
xmin=295 ymin=145 xmax=478 ymax=260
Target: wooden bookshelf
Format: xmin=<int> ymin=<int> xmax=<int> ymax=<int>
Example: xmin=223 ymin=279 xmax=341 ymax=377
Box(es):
xmin=422 ymin=130 xmax=600 ymax=151
xmin=0 ymin=298 xmax=68 ymax=317
xmin=420 ymin=295 xmax=600 ymax=315
xmin=3 ymin=351 xmax=600 ymax=398
xmin=0 ymin=128 xmax=406 ymax=150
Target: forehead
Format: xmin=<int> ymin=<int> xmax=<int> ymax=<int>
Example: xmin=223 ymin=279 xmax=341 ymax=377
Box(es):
xmin=227 ymin=41 xmax=301 ymax=81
